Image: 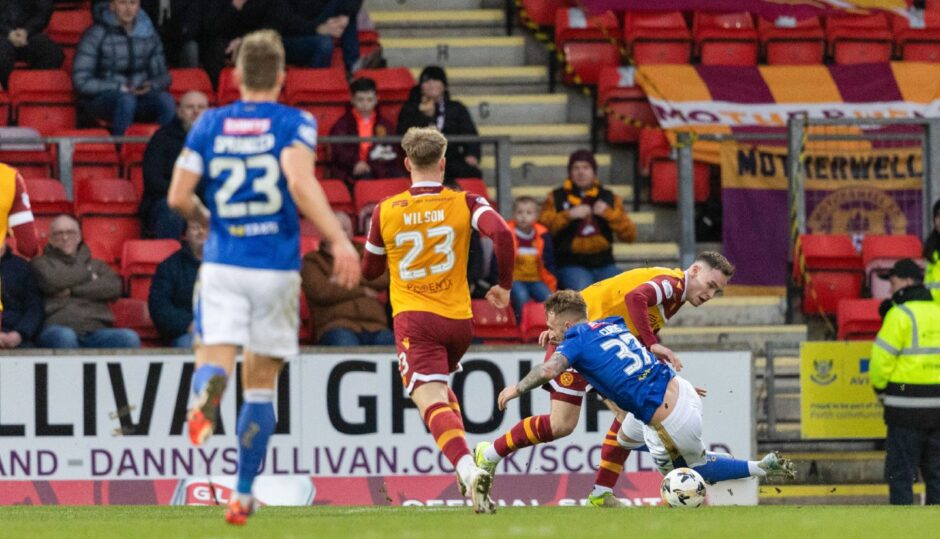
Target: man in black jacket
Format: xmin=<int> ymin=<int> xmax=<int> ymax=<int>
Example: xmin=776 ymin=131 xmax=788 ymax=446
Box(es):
xmin=0 ymin=0 xmax=64 ymax=88
xmin=202 ymin=0 xmax=283 ymax=86
xmin=140 ymin=90 xmax=208 ymax=238
xmin=0 ymin=242 xmax=43 ymax=348
xmin=396 ymin=66 xmax=482 ymax=182
xmin=149 ymin=219 xmax=204 ymax=347
xmin=279 ymin=0 xmax=364 ymax=72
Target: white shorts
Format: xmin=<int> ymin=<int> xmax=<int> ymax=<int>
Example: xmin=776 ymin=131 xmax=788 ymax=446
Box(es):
xmin=617 ymin=376 xmax=706 ymax=474
xmin=195 ymin=262 xmax=301 ymax=358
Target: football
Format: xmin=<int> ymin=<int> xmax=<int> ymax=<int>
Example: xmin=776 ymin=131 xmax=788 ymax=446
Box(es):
xmin=660 ymin=468 xmax=707 ymax=508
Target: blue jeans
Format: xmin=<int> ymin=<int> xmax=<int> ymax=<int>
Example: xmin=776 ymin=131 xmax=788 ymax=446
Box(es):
xmin=84 ymin=89 xmax=176 ymax=136
xmin=557 ymin=264 xmax=622 ymax=291
xmin=149 ymin=198 xmax=186 ymax=239
xmin=319 ymin=327 xmax=394 ymax=346
xmin=38 ymin=325 xmax=141 ymax=349
xmin=511 ymin=281 xmax=552 ymax=320
xmin=283 ymin=0 xmax=360 ymax=70
xmin=173 ymin=332 xmax=194 ymax=349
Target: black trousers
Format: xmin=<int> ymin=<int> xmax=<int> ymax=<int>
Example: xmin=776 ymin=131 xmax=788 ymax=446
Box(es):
xmin=885 ymin=423 xmax=940 ymax=504
xmin=0 ymin=33 xmax=64 ymax=88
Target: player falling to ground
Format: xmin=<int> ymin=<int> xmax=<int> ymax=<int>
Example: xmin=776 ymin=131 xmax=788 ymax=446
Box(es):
xmin=475 ymin=252 xmax=733 ymax=507
xmin=498 ymin=290 xmax=796 ymax=489
xmin=168 ymin=30 xmax=360 ymax=525
xmin=361 ymin=127 xmax=515 ymax=514
xmin=0 ymin=163 xmax=38 ymax=324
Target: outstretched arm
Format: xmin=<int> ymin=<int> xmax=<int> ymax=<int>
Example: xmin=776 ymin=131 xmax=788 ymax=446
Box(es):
xmin=498 ymin=352 xmax=570 ymax=410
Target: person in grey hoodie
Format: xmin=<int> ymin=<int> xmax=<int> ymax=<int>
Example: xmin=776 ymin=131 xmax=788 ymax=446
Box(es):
xmin=73 ymin=0 xmax=175 ymax=135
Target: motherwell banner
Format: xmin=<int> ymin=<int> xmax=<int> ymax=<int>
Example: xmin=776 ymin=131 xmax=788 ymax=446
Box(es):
xmin=721 ymin=143 xmax=923 ymax=287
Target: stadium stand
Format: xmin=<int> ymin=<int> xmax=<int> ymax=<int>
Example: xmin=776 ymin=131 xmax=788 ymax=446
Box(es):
xmin=693 ymin=12 xmax=760 ymax=65
xmin=836 ymin=298 xmax=883 ymax=341
xmin=623 ymin=11 xmax=692 ymax=64
xmin=826 ymin=13 xmax=894 ymax=64
xmin=759 ymin=15 xmax=825 ymax=65
xmin=797 ymin=234 xmax=864 ymax=314
xmin=121 ymin=239 xmax=181 ymax=301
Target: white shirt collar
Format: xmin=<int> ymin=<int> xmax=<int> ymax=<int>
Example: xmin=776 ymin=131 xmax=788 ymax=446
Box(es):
xmin=682 ymin=272 xmax=689 ymax=302
xmin=412 ymin=181 xmax=443 ymax=188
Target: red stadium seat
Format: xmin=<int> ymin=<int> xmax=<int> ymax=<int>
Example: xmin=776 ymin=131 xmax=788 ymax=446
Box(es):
xmin=826 ymin=13 xmax=893 ymax=64
xmin=456 ymin=178 xmax=492 ymax=202
xmin=285 ymin=67 xmax=350 ymax=134
xmin=86 ymin=237 xmax=118 ymax=272
xmin=893 ymin=11 xmax=940 ymax=62
xmin=556 ymin=9 xmax=621 ymax=85
xmin=797 ymin=234 xmax=863 ymax=314
xmin=54 ymin=128 xmax=120 ymax=183
xmin=799 ymin=234 xmax=863 ymax=272
xmin=300 ymin=236 xmax=321 ymax=255
xmin=638 ymin=128 xmax=670 ymax=176
xmin=837 ymin=298 xmax=883 ymax=340
xmin=0 ymin=127 xmax=54 ymax=178
xmin=121 ymin=239 xmax=181 ymax=300
xmin=563 ymin=41 xmax=621 ymax=85
xmin=353 ymin=178 xmax=411 ymax=213
xmin=862 ymin=234 xmax=923 ymax=298
xmin=472 ymin=299 xmax=519 ymax=342
xmin=8 ymin=70 xmax=76 ymax=133
xmin=693 ymin=12 xmax=759 ymax=66
xmin=520 ymin=301 xmax=548 ymax=343
xmin=24 ymin=178 xmax=72 ymax=215
xmin=0 ymin=91 xmax=9 ymax=126
xmin=354 ymin=67 xmax=415 ymax=121
xmin=110 ymin=298 xmax=160 ymax=346
xmin=81 ymin=217 xmax=142 ymax=264
xmin=623 ymin=11 xmax=692 ymax=64
xmin=74 ymin=178 xmax=138 ymax=216
xmin=358 ymin=29 xmax=381 ymax=58
xmin=597 ymin=67 xmax=655 ymax=143
xmin=759 ymin=16 xmax=825 ymax=64
xmin=34 ymin=215 xmax=54 ymax=251
xmin=650 ymin=159 xmax=711 ymax=204
xmin=521 ymin=0 xmax=572 ymax=27
xmin=121 ymin=123 xmax=158 ymax=178
xmin=216 ymin=67 xmax=240 ymax=105
xmin=319 ymin=178 xmax=355 ymax=215
xmin=169 ymin=68 xmax=215 ymax=104
xmin=47 ymin=9 xmax=93 ymax=47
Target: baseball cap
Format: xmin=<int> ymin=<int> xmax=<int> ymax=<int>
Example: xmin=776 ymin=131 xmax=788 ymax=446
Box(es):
xmin=878 ymin=258 xmax=923 ymax=281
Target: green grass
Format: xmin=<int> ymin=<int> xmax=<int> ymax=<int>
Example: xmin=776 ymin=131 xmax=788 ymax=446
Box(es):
xmin=4 ymin=505 xmax=940 ymax=538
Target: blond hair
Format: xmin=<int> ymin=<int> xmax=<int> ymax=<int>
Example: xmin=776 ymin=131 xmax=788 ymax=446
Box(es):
xmin=544 ymin=290 xmax=588 ymax=321
xmin=401 ymin=127 xmax=447 ymax=168
xmin=696 ymin=251 xmax=735 ymax=277
xmin=235 ymin=30 xmax=285 ymax=92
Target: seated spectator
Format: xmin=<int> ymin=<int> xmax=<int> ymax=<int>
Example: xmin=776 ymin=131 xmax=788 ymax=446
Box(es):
xmin=925 ymin=198 xmax=940 ymax=303
xmin=31 ymin=215 xmax=140 ymax=349
xmin=149 ymin=219 xmax=204 ymax=347
xmin=141 ymin=0 xmax=202 ymax=67
xmin=140 ymin=90 xmax=209 ymax=238
xmin=329 ymin=77 xmax=403 ymax=184
xmin=508 ymin=196 xmax=556 ymax=320
xmin=74 ymin=0 xmax=175 ymax=136
xmin=539 ymin=150 xmax=636 ymax=291
xmin=301 ymin=211 xmax=393 ymax=346
xmin=203 ymin=0 xmax=282 ymax=87
xmin=396 ymin=66 xmax=481 ymax=182
xmin=279 ymin=0 xmax=376 ymax=73
xmin=0 ymin=0 xmax=64 ymax=89
xmin=0 ymin=242 xmax=43 ymax=348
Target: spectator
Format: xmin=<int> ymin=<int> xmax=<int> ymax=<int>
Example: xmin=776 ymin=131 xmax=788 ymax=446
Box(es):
xmin=870 ymin=258 xmax=940 ymax=505
xmin=202 ymin=0 xmax=282 ymax=87
xmin=0 ymin=0 xmax=64 ymax=89
xmin=149 ymin=219 xmax=204 ymax=347
xmin=279 ymin=0 xmax=378 ymax=73
xmin=141 ymin=0 xmax=202 ymax=67
xmin=396 ymin=66 xmax=481 ymax=182
xmin=329 ymin=77 xmax=403 ymax=184
xmin=508 ymin=196 xmax=557 ymax=320
xmin=539 ymin=150 xmax=636 ymax=291
xmin=140 ymin=90 xmax=209 ymax=238
xmin=0 ymin=242 xmax=43 ymax=348
xmin=301 ymin=211 xmax=393 ymax=346
xmin=31 ymin=215 xmax=140 ymax=349
xmin=74 ymin=0 xmax=175 ymax=136
xmin=924 ymin=198 xmax=940 ymax=302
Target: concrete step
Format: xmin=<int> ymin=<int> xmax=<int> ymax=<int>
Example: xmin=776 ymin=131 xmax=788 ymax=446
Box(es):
xmin=758 ymin=420 xmax=802 ymax=441
xmin=494 ymin=183 xmax=634 ymax=202
xmin=759 ymin=483 xmax=924 ymax=505
xmin=383 ymin=36 xmax=525 ymax=67
xmin=410 ymin=66 xmax=548 ymax=95
xmin=458 ymin=94 xmax=569 ymax=125
xmin=754 ymin=355 xmax=800 ymax=377
xmin=669 ymin=296 xmax=786 ymax=327
xmin=480 ymin=153 xmax=612 ymax=185
xmin=613 ymin=242 xmax=679 ymax=268
xmin=366 ymin=0 xmax=482 ymax=10
xmin=658 ymin=324 xmax=808 ymax=352
xmin=371 ymin=9 xmax=503 ymax=37
xmin=758 ymin=392 xmax=800 ymax=422
xmin=786 ymin=451 xmax=886 ymax=484
xmin=478 ymin=123 xmax=590 ymax=153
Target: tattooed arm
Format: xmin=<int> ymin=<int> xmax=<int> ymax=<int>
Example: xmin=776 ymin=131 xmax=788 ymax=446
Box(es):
xmin=497 ymin=352 xmax=571 ymax=410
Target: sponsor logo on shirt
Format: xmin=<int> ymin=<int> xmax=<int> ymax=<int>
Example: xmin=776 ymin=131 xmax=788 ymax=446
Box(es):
xmin=223 ymin=118 xmax=271 ymax=135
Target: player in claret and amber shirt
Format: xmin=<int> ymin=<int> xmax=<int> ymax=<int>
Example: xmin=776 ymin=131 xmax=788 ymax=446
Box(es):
xmin=475 ymin=252 xmax=735 ymax=507
xmin=361 ymin=127 xmax=515 ymax=514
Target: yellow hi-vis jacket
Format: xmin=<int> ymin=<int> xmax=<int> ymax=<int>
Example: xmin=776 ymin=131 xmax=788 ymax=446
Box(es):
xmin=927 ymin=251 xmax=940 ymax=303
xmin=871 ymin=296 xmax=940 ymax=427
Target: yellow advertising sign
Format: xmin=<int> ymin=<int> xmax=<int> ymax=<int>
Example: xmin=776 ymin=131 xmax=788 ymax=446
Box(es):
xmin=800 ymin=342 xmax=886 ymax=439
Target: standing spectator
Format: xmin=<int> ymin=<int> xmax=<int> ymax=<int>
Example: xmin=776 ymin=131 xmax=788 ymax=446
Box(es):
xmin=141 ymin=0 xmax=202 ymax=67
xmin=539 ymin=150 xmax=636 ymax=291
xmin=508 ymin=196 xmax=556 ymax=320
xmin=871 ymin=258 xmax=940 ymax=505
xmin=301 ymin=211 xmax=393 ymax=346
xmin=924 ymin=198 xmax=940 ymax=302
xmin=0 ymin=242 xmax=43 ymax=348
xmin=278 ymin=0 xmax=376 ymax=73
xmin=0 ymin=0 xmax=64 ymax=89
xmin=73 ymin=0 xmax=175 ymax=136
xmin=149 ymin=219 xmax=204 ymax=347
xmin=31 ymin=215 xmax=140 ymax=349
xmin=202 ymin=0 xmax=283 ymax=87
xmin=329 ymin=77 xmax=403 ymax=184
xmin=140 ymin=90 xmax=208 ymax=238
xmin=396 ymin=66 xmax=481 ymax=182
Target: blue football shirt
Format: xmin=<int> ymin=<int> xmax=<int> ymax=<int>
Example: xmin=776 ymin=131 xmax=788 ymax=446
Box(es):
xmin=183 ymin=101 xmax=318 ymax=271
xmin=556 ymin=316 xmax=674 ymax=423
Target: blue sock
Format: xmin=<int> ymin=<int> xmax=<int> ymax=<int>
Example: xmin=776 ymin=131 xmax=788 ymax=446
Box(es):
xmin=191 ymin=364 xmax=227 ymax=395
xmin=236 ymin=389 xmax=276 ymax=496
xmin=692 ymin=452 xmax=751 ymax=484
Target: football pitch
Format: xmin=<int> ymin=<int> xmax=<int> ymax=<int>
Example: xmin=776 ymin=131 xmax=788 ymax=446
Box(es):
xmin=4 ymin=505 xmax=940 ymax=538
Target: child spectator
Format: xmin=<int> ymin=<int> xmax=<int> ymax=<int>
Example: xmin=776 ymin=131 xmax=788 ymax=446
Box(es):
xmin=508 ymin=196 xmax=556 ymax=320
xmin=329 ymin=77 xmax=403 ymax=184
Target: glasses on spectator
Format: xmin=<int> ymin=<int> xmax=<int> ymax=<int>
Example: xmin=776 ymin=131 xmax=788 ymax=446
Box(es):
xmin=51 ymin=230 xmax=80 ymax=238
